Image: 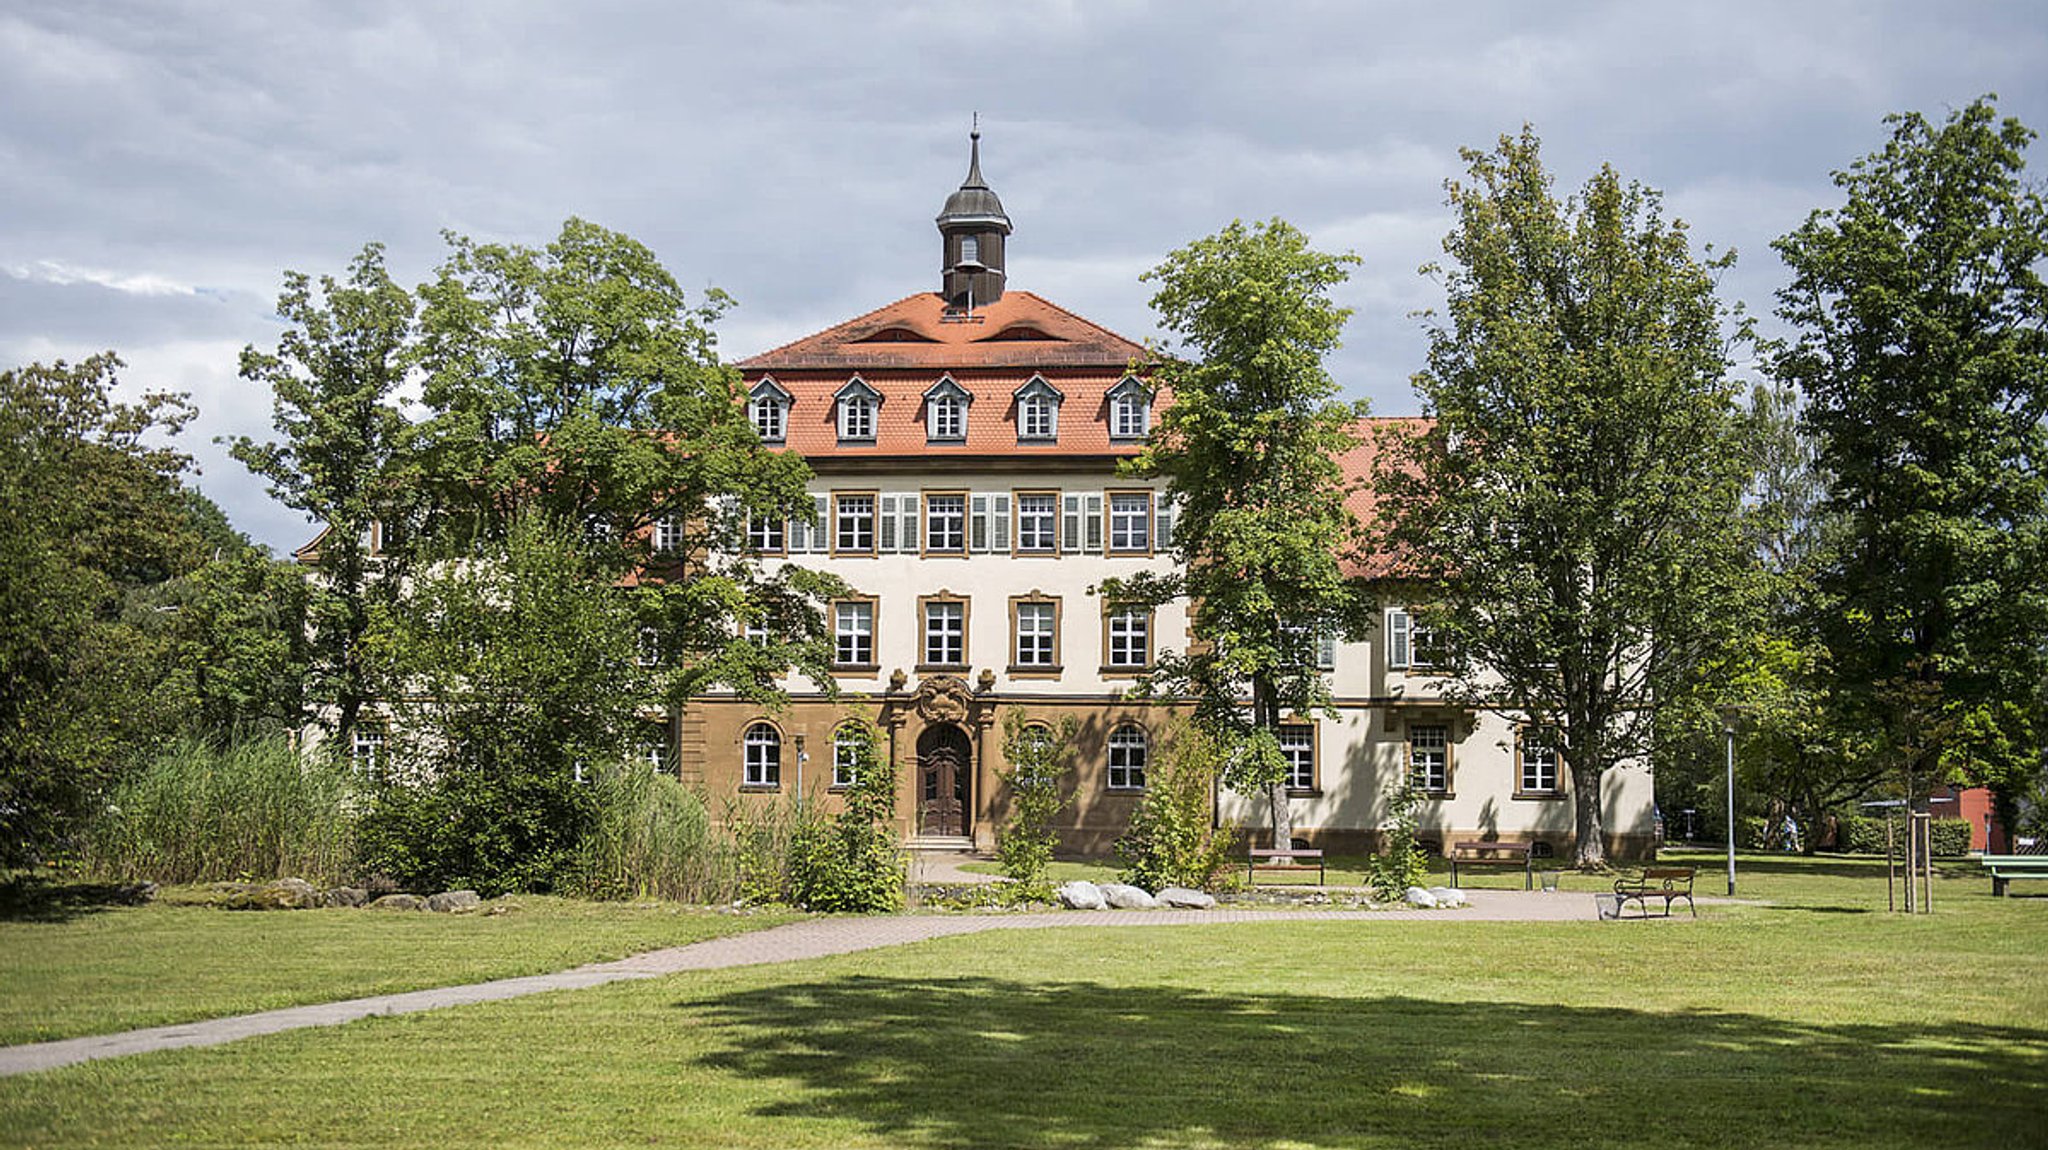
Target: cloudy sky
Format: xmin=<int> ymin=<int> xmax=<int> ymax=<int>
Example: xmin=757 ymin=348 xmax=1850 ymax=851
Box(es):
xmin=5 ymin=2 xmax=2045 ymax=553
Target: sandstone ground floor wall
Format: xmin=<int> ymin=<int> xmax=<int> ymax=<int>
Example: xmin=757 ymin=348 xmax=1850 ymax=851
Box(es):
xmin=677 ymin=684 xmax=1660 ymax=862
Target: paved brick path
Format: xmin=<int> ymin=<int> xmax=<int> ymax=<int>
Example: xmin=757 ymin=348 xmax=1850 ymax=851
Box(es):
xmin=0 ymin=889 xmax=1612 ymax=1078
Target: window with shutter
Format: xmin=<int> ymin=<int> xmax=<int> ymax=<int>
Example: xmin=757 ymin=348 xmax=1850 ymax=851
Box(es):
xmin=969 ymin=494 xmax=989 ymax=552
xmin=1083 ymin=495 xmax=1104 ymax=553
xmin=898 ymin=496 xmax=918 ymax=553
xmin=1316 ymin=630 xmax=1338 ymax=671
xmin=1155 ymin=495 xmax=1176 ymax=551
xmin=992 ymin=495 xmax=1010 ymax=550
xmin=879 ymin=496 xmax=898 ymax=551
xmin=788 ymin=513 xmax=810 ymax=553
xmin=1063 ymin=495 xmax=1082 ymax=553
xmin=1387 ymin=609 xmax=1412 ymax=670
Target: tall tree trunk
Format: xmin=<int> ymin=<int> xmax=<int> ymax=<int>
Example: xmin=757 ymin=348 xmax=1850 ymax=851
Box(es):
xmin=1268 ymin=780 xmax=1294 ymax=851
xmin=1570 ymin=761 xmax=1607 ymax=867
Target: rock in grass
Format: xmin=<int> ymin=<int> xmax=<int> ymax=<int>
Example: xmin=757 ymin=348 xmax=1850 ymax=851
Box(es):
xmin=1056 ymin=881 xmax=1107 ymax=910
xmin=1099 ymin=883 xmax=1159 ymax=909
xmin=220 ymin=878 xmax=320 ymax=910
xmin=426 ymin=890 xmax=481 ymax=913
xmin=1156 ymin=886 xmax=1216 ymax=910
xmin=1428 ymin=886 xmax=1468 ymax=908
xmin=1404 ymin=886 xmax=1439 ymax=908
xmin=323 ymin=886 xmax=368 ymax=908
xmin=369 ymin=893 xmax=427 ymax=911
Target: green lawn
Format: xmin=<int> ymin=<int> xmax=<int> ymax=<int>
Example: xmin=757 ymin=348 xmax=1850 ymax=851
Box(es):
xmin=1 ymin=863 xmax=2043 ymax=1148
xmin=0 ymin=880 xmax=798 ymax=1045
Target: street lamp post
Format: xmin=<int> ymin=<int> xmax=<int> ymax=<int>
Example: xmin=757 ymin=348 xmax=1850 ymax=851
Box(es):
xmin=1717 ymin=705 xmax=1741 ymax=898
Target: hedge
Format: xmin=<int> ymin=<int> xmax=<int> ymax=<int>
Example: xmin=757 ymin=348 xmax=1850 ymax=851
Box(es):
xmin=1835 ymin=815 xmax=1972 ymax=857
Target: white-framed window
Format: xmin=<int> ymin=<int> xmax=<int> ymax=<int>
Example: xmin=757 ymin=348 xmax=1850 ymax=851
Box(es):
xmin=923 ymin=600 xmax=966 ymax=666
xmin=749 ymin=378 xmax=790 ymax=444
xmin=640 ymin=736 xmax=668 ymax=773
xmin=636 ymin=626 xmax=661 ymax=668
xmin=1520 ymin=727 xmax=1560 ymax=794
xmin=836 ymin=379 xmax=881 ymax=443
xmin=1015 ymin=376 xmax=1063 ymax=443
xmin=1316 ymin=629 xmax=1338 ymax=671
xmin=743 ymin=723 xmax=781 ymax=788
xmin=1386 ymin=608 xmax=1440 ymax=670
xmin=1107 ymin=377 xmax=1151 ymax=440
xmin=834 ymin=600 xmax=874 ymax=668
xmin=653 ymin=516 xmax=684 ymax=553
xmin=1016 ymin=493 xmax=1058 ymax=552
xmin=1108 ymin=493 xmax=1151 ymax=553
xmin=929 ymin=395 xmax=964 ymax=441
xmin=832 ymin=726 xmax=862 ymax=788
xmin=1015 ymin=601 xmax=1056 ymax=667
xmin=1107 ymin=608 xmax=1150 ymax=669
xmin=350 ymin=726 xmax=386 ymax=775
xmin=960 ymin=235 xmax=979 ymax=264
xmin=1279 ymin=724 xmax=1315 ymax=791
xmin=748 ymin=514 xmax=785 ymax=554
xmin=835 ymin=494 xmax=875 ymax=553
xmin=925 ymin=493 xmax=966 ymax=553
xmin=1409 ymin=723 xmax=1448 ymax=793
xmin=1107 ymin=724 xmax=1148 ymax=790
xmin=744 ymin=617 xmax=772 ymax=647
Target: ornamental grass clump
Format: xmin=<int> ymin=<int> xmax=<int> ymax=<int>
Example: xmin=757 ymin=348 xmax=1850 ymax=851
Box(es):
xmin=83 ymin=734 xmax=359 ymax=885
xmin=572 ymin=760 xmax=723 ymax=902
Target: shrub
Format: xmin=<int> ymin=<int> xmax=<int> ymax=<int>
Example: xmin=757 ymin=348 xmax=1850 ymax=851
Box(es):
xmin=1835 ymin=814 xmax=1972 ymax=857
xmin=1364 ymin=784 xmax=1429 ymax=901
xmin=82 ymin=735 xmax=358 ymax=884
xmin=1117 ymin=722 xmax=1236 ymax=892
xmin=571 ymin=761 xmax=723 ymax=902
xmin=996 ymin=713 xmax=1077 ymax=899
xmin=788 ymin=721 xmax=903 ymax=912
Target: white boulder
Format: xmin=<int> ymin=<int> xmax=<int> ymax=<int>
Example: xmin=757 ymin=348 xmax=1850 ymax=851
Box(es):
xmin=1428 ymin=886 xmax=1469 ymax=908
xmin=1099 ymin=883 xmax=1159 ymax=909
xmin=1404 ymin=886 xmax=1440 ymax=908
xmin=1056 ymin=881 xmax=1107 ymax=910
xmin=1156 ymin=886 xmax=1217 ymax=910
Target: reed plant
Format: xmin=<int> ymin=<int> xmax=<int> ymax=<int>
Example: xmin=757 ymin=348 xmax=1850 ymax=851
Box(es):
xmin=83 ymin=735 xmax=359 ymax=884
xmin=571 ymin=761 xmax=728 ymax=902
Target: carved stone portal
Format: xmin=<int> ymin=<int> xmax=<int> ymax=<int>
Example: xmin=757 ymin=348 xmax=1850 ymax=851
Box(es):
xmin=913 ymin=675 xmax=974 ymax=725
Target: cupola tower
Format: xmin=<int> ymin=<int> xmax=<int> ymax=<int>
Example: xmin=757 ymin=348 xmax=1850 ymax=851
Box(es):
xmin=936 ymin=126 xmax=1011 ymax=309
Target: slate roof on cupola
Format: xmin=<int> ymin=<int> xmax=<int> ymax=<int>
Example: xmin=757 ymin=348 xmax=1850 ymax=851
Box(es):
xmin=936 ymin=129 xmax=1011 ymax=232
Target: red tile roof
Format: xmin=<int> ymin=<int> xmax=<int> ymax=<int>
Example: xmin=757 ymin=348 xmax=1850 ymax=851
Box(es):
xmin=1338 ymin=416 xmax=1432 ymax=580
xmin=739 ymin=290 xmax=1164 ymax=459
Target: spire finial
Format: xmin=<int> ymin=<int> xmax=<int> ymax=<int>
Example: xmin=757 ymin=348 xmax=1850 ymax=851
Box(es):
xmin=964 ymin=114 xmax=986 ymax=188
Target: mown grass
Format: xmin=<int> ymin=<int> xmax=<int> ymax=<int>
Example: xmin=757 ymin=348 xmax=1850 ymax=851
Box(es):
xmin=0 ymin=881 xmax=798 ymax=1045
xmin=0 ymin=890 xmax=2042 ymax=1148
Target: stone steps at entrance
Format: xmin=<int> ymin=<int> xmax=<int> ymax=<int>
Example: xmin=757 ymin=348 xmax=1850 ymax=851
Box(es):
xmin=905 ymin=834 xmax=976 ymax=853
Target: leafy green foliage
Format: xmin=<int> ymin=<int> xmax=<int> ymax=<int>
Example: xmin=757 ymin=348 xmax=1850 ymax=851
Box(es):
xmin=231 ymin=245 xmax=417 ymax=755
xmin=788 ymin=720 xmax=902 ymax=912
xmin=1772 ymin=97 xmax=2048 ymax=829
xmin=995 ymin=713 xmax=1078 ymax=898
xmin=0 ymin=354 xmax=215 ymax=862
xmin=1363 ymin=784 xmax=1428 ymax=901
xmin=356 ymin=516 xmax=646 ymax=896
xmin=1117 ymin=723 xmax=1237 ymax=892
xmin=1833 ymin=815 xmax=1972 ymax=858
xmin=1379 ymin=127 xmax=1756 ymax=867
xmin=1107 ymin=219 xmax=1366 ymax=849
xmin=80 ymin=735 xmax=358 ymax=885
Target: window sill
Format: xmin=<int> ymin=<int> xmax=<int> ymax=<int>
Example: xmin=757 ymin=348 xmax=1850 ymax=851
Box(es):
xmin=1513 ymin=790 xmax=1566 ymax=801
xmin=739 ymin=784 xmax=781 ymax=794
xmin=1105 ymin=548 xmax=1154 ymax=559
xmin=1007 ymin=665 xmax=1063 ymax=679
xmin=1106 ymin=786 xmax=1147 ymax=795
xmin=1100 ymin=666 xmax=1152 ymax=678
xmin=919 ymin=550 xmax=969 ymax=558
xmin=1413 ymin=789 xmax=1454 ymax=800
xmin=915 ymin=663 xmax=970 ymax=674
xmin=1287 ymin=787 xmax=1322 ymax=798
xmin=830 ymin=664 xmax=881 ymax=676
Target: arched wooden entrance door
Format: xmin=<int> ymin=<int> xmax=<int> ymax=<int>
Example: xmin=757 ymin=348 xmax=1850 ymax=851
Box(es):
xmin=916 ymin=723 xmax=972 ymax=837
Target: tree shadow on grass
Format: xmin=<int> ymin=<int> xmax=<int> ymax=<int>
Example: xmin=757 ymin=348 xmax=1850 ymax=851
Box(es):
xmin=0 ymin=873 xmax=154 ymax=923
xmin=683 ymin=976 xmax=2046 ymax=1150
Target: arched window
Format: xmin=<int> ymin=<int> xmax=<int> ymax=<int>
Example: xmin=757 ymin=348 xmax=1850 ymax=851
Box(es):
xmin=743 ymin=723 xmax=781 ymax=788
xmin=832 ymin=724 xmax=865 ymax=788
xmin=1107 ymin=724 xmax=1148 ymax=791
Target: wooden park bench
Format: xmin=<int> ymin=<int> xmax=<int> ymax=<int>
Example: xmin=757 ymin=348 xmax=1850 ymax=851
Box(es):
xmin=1247 ymin=848 xmax=1326 ymax=887
xmin=1448 ymin=841 xmax=1533 ymax=890
xmin=1612 ymin=867 xmax=1697 ymax=918
xmin=1982 ymin=854 xmax=2048 ymax=897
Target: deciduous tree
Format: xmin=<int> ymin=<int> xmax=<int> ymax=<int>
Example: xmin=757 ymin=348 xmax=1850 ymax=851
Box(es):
xmin=1105 ymin=218 xmax=1365 ymax=850
xmin=1379 ymin=128 xmax=1756 ymax=867
xmin=1773 ymin=97 xmax=2048 ymax=833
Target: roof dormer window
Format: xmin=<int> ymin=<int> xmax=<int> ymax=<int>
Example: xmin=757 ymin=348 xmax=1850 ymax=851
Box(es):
xmin=1107 ymin=376 xmax=1152 ymax=441
xmin=924 ymin=376 xmax=972 ymax=444
xmin=1014 ymin=375 xmax=1063 ymax=443
xmin=748 ymin=377 xmax=791 ymax=445
xmin=835 ymin=377 xmax=881 ymax=444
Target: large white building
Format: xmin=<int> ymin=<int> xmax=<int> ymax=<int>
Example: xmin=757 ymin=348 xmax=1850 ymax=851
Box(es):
xmin=678 ymin=134 xmax=1657 ymax=860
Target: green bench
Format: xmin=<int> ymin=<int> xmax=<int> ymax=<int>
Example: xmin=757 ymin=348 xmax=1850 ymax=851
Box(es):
xmin=1982 ymin=854 xmax=2048 ymax=897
